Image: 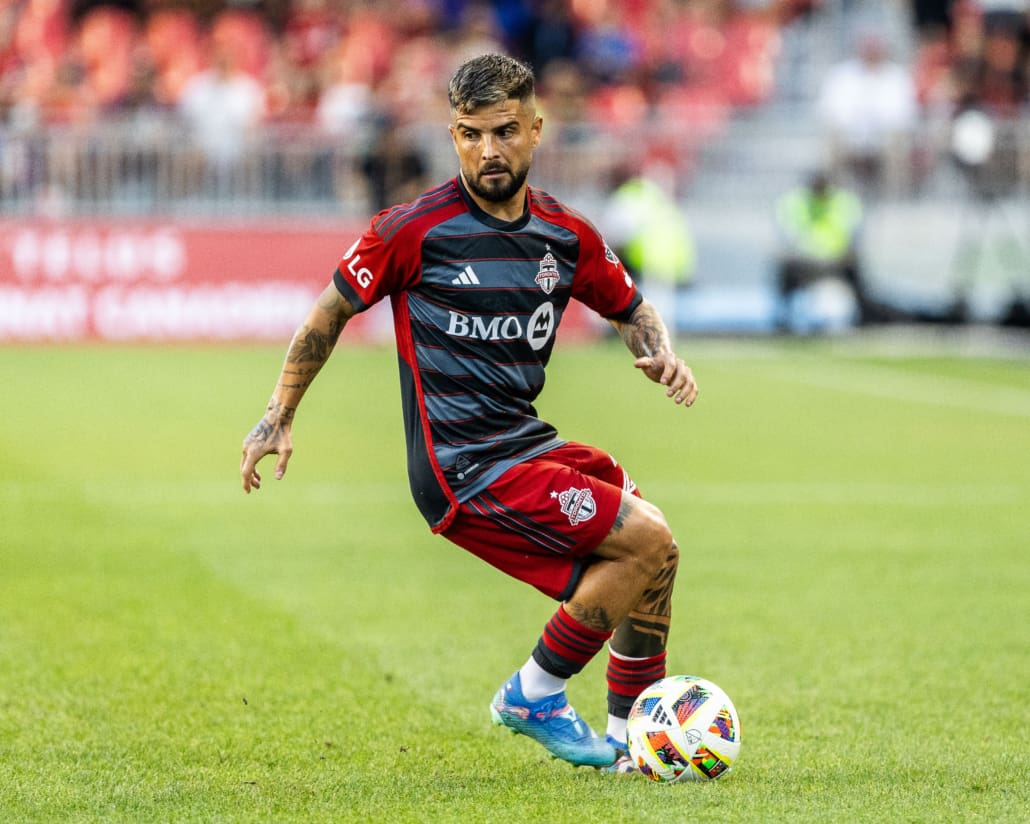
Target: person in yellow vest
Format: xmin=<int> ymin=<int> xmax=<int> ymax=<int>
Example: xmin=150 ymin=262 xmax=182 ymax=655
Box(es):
xmin=774 ymin=171 xmax=872 ymax=328
xmin=602 ymin=164 xmax=696 ymax=342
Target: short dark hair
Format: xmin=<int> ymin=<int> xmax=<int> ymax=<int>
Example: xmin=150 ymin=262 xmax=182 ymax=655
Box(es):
xmin=448 ymin=54 xmax=536 ymax=115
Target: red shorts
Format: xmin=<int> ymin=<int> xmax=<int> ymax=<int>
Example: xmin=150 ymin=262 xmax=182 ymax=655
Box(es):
xmin=441 ymin=441 xmax=641 ymax=601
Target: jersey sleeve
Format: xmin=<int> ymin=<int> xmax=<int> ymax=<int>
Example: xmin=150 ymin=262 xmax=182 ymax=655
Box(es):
xmin=571 ymin=224 xmax=642 ymax=321
xmin=332 ymin=221 xmax=419 ymax=312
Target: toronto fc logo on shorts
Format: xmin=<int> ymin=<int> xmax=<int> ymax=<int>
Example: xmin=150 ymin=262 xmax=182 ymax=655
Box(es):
xmin=551 ymin=486 xmax=597 ymax=526
xmin=535 ymin=247 xmax=560 ymax=295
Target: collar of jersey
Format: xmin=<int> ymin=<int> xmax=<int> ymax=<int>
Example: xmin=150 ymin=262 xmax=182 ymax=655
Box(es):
xmin=456 ymin=175 xmax=532 ymax=232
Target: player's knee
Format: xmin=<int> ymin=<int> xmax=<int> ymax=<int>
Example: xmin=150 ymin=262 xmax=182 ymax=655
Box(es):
xmin=633 ymin=502 xmax=675 ymax=579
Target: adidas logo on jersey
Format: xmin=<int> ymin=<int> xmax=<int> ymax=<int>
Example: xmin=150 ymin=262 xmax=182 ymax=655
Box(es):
xmin=452 ymin=265 xmax=481 ymax=285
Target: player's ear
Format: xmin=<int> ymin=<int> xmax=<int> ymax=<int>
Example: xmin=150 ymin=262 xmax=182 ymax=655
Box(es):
xmin=531 ymin=115 xmax=543 ymax=148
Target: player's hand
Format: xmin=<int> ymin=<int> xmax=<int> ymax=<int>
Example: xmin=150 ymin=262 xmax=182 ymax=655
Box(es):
xmin=634 ymin=353 xmax=698 ymax=407
xmin=240 ymin=414 xmax=293 ymax=493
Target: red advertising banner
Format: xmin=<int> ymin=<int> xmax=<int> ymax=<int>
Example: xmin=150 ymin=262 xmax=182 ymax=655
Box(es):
xmin=0 ymin=219 xmax=604 ymax=343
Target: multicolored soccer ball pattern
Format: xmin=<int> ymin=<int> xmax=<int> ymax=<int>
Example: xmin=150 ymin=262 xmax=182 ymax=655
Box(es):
xmin=626 ymin=675 xmax=741 ymax=782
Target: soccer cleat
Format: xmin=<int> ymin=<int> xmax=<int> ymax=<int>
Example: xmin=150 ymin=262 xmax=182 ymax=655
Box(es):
xmin=489 ymin=672 xmax=616 ymax=767
xmin=600 ymin=734 xmax=639 ymax=775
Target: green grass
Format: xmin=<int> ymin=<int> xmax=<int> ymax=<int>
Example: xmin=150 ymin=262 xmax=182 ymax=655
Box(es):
xmin=1 ymin=338 xmax=1027 ymax=822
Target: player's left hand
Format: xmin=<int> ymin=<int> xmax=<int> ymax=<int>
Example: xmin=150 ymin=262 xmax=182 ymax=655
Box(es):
xmin=634 ymin=353 xmax=698 ymax=407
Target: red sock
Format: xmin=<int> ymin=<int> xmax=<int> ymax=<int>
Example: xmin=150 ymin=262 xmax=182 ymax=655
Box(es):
xmin=606 ymin=649 xmax=667 ymax=717
xmin=531 ymin=603 xmax=612 ymax=678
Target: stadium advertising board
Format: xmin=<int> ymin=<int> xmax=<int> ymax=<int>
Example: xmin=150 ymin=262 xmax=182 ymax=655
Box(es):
xmin=0 ymin=220 xmax=603 ymax=343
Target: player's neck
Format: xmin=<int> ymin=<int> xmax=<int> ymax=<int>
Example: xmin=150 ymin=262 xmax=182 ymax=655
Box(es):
xmin=459 ymin=173 xmax=528 ymax=223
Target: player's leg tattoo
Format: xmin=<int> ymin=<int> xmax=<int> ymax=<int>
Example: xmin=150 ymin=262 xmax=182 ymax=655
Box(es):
xmin=610 ymin=497 xmax=634 ymax=531
xmin=565 ymin=601 xmax=615 ymax=633
xmin=611 ymin=540 xmax=679 ymax=657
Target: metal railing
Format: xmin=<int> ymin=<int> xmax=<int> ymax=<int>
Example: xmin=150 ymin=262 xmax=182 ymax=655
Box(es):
xmin=2 ymin=108 xmax=1029 ymax=219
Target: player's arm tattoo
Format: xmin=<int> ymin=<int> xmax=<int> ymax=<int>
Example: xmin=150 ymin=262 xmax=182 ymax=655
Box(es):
xmin=613 ymin=542 xmax=679 ymax=656
xmin=317 ymin=287 xmax=351 ymax=344
xmin=286 ymin=325 xmax=332 ymax=364
xmin=619 ymin=301 xmax=669 ymax=358
xmin=279 ymin=291 xmax=354 ymax=388
xmin=265 ymin=398 xmax=295 ymax=424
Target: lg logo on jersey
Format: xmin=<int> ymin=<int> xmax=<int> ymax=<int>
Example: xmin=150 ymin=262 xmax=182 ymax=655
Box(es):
xmin=341 ymin=239 xmax=375 ymax=288
xmin=446 ymin=302 xmax=555 ymax=352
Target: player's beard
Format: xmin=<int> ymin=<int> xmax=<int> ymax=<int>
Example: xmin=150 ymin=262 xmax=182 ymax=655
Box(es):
xmin=466 ymin=161 xmax=530 ymax=204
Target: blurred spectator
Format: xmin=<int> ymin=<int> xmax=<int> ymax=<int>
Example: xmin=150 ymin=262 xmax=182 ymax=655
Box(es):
xmin=5 ymin=0 xmax=72 ymax=125
xmin=144 ymin=8 xmax=205 ymax=109
xmin=265 ymin=37 xmax=318 ymax=122
xmin=515 ymin=0 xmax=578 ymax=74
xmin=951 ymin=0 xmax=1029 ymax=115
xmin=773 ymin=171 xmax=873 ymax=328
xmin=575 ymin=4 xmax=642 ymax=86
xmin=283 ymin=0 xmax=343 ymax=72
xmin=531 ymin=58 xmax=613 ymax=194
xmin=358 ymin=111 xmax=429 ymax=212
xmin=817 ymin=31 xmax=918 ymax=197
xmin=669 ymin=0 xmax=780 ymax=108
xmin=375 ymin=29 xmax=449 ymax=123
xmin=448 ymin=2 xmax=505 ymax=66
xmin=315 ymin=43 xmax=375 ymax=137
xmin=537 ymin=56 xmax=591 ymax=138
xmin=177 ymin=11 xmax=268 ymax=190
xmin=601 ymin=161 xmax=696 ymax=340
xmin=911 ymin=21 xmax=955 ymax=111
xmin=75 ymin=4 xmax=141 ymax=116
xmin=941 ymin=1 xmax=1029 ymax=197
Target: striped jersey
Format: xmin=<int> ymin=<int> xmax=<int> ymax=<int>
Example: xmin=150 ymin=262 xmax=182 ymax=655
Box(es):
xmin=332 ymin=176 xmax=642 ymax=531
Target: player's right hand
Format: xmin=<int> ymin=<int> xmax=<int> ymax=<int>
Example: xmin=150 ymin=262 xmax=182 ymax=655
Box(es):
xmin=240 ymin=415 xmax=293 ymax=493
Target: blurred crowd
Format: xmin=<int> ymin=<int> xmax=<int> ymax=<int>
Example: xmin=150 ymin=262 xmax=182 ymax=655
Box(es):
xmin=0 ymin=0 xmax=810 ymax=141
xmin=0 ymin=0 xmax=1027 ymax=206
xmin=0 ymin=0 xmax=1026 ymax=128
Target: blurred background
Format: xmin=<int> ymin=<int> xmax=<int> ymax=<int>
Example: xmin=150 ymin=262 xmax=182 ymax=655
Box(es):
xmin=2 ymin=0 xmax=1029 ymax=340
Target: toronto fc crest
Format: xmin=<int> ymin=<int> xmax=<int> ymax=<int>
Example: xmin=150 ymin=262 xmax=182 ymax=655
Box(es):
xmin=535 ymin=247 xmax=560 ymax=294
xmin=551 ymin=486 xmax=597 ymax=526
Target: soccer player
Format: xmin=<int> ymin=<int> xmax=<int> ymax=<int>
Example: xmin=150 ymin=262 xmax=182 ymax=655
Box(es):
xmin=240 ymin=54 xmax=698 ymax=771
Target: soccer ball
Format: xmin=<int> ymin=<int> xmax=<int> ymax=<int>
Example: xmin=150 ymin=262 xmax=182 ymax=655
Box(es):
xmin=626 ymin=675 xmax=741 ymax=782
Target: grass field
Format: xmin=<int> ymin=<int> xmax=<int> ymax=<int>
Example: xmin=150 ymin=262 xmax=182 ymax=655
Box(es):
xmin=1 ymin=335 xmax=1028 ymax=823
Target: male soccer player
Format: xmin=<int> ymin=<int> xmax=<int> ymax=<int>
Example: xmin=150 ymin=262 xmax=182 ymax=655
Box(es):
xmin=240 ymin=54 xmax=698 ymax=771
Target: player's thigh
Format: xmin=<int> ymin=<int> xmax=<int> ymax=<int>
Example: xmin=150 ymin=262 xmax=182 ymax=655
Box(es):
xmin=442 ymin=445 xmax=633 ymax=599
xmin=550 ymin=442 xmax=670 ymax=565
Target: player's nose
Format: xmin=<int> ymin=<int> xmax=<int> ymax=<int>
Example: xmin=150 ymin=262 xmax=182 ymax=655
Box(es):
xmin=480 ymin=134 xmax=499 ymax=159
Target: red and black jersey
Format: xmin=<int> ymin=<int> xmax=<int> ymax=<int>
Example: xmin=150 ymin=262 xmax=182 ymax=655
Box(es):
xmin=333 ymin=176 xmax=641 ymax=531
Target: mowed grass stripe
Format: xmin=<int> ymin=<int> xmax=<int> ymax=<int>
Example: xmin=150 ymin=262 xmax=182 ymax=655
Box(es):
xmin=772 ymin=356 xmax=1030 ymax=418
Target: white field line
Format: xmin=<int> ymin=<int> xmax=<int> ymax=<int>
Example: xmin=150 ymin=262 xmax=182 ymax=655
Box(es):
xmin=769 ymin=358 xmax=1030 ymax=418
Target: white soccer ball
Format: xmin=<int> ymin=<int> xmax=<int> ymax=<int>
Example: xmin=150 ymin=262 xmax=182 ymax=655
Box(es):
xmin=626 ymin=675 xmax=742 ymax=782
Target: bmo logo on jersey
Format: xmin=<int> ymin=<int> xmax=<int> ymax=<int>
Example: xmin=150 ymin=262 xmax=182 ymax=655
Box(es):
xmin=446 ymin=302 xmax=555 ymax=352
xmin=526 ymin=303 xmax=556 ymax=351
